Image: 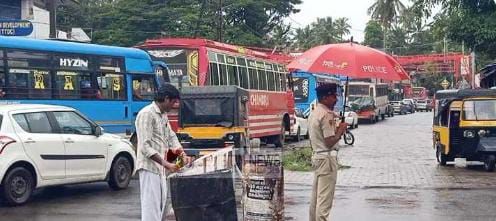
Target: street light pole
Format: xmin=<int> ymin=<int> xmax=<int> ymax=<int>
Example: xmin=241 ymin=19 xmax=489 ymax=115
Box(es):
xmin=48 ymin=0 xmax=57 ymax=38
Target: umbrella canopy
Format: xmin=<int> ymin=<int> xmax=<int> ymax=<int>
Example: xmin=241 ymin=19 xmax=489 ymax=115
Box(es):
xmin=288 ymin=43 xmax=410 ymax=81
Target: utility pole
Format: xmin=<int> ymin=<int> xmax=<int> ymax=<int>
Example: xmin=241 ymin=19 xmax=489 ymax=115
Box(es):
xmin=217 ymin=0 xmax=223 ymax=42
xmin=47 ymin=0 xmax=57 ymax=38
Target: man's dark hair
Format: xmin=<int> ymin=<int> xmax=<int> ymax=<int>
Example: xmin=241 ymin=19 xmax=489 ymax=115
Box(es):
xmin=316 ymin=83 xmax=337 ymax=101
xmin=154 ymin=83 xmax=180 ymax=103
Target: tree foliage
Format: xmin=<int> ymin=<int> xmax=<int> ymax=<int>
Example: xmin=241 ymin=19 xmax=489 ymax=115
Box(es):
xmin=292 ymin=16 xmax=352 ymax=51
xmin=57 ymin=0 xmax=302 ymax=47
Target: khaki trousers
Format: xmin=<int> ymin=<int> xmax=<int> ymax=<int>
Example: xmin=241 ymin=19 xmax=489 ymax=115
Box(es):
xmin=309 ymin=155 xmax=338 ymax=221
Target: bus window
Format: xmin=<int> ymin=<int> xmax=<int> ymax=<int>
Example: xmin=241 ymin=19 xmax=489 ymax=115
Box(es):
xmin=281 ymin=73 xmax=287 ymax=91
xmin=54 ymin=71 xmax=94 ymax=99
xmin=7 ymin=68 xmax=51 ymax=99
xmin=249 ymin=68 xmax=258 ymax=90
xmin=274 ymin=72 xmax=281 ymax=91
xmin=267 ymin=71 xmax=275 ymax=91
xmin=97 ymin=73 xmax=126 ymax=100
xmin=238 ymin=66 xmax=249 ymax=89
xmin=258 ymin=70 xmax=267 ymax=91
xmin=208 ymin=62 xmax=220 ymax=85
xmin=227 ymin=64 xmax=238 ymax=86
xmin=219 ymin=63 xmax=228 ymax=85
xmin=7 ymin=50 xmax=51 ymax=69
xmin=132 ymin=75 xmax=157 ymax=101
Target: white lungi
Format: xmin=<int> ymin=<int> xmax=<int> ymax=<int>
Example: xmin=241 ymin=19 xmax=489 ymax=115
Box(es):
xmin=140 ymin=170 xmax=170 ymax=221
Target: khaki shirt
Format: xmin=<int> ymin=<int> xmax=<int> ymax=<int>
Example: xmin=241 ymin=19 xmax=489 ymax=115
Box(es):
xmin=135 ymin=102 xmax=181 ymax=175
xmin=308 ymin=103 xmax=338 ymax=158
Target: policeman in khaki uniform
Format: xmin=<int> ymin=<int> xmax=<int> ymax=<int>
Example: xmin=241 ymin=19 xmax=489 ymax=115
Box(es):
xmin=308 ymin=83 xmax=347 ymax=221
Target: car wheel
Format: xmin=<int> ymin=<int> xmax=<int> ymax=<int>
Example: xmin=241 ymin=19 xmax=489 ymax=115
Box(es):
xmin=108 ymin=156 xmax=132 ymax=190
xmin=295 ymin=127 xmax=302 ymax=142
xmin=484 ymin=155 xmax=496 ymax=172
xmin=1 ymin=167 xmax=34 ymax=206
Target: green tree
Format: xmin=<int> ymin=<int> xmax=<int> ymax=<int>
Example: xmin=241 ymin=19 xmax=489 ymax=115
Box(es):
xmin=367 ymin=0 xmax=407 ymax=51
xmin=363 ymin=20 xmax=384 ymax=48
xmin=57 ymin=0 xmax=302 ymax=47
xmin=334 ymin=18 xmax=351 ymax=40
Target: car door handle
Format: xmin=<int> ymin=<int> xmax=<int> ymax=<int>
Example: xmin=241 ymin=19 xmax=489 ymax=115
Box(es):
xmin=24 ymin=138 xmax=36 ymax=144
xmin=65 ymin=139 xmax=75 ymax=144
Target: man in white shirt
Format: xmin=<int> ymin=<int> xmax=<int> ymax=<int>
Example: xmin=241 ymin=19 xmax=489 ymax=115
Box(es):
xmin=135 ymin=83 xmax=188 ymax=221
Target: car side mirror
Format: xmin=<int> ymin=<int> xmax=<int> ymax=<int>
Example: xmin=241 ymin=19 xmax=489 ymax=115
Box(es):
xmin=95 ymin=126 xmax=103 ymax=137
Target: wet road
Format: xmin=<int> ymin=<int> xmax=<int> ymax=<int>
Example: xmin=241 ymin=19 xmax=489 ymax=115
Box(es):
xmin=2 ymin=112 xmax=496 ymax=220
xmin=285 ymin=112 xmax=496 ymax=221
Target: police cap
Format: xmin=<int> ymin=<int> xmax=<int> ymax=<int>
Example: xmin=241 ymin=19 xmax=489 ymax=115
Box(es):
xmin=316 ymin=83 xmax=337 ymax=98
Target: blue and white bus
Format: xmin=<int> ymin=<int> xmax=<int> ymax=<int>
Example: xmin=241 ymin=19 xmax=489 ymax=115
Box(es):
xmin=292 ymin=71 xmax=344 ymax=117
xmin=0 ymin=36 xmax=163 ymax=134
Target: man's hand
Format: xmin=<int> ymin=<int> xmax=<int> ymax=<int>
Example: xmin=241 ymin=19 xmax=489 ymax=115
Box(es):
xmin=337 ymin=122 xmax=348 ymax=135
xmin=171 ymin=147 xmax=184 ymax=155
xmin=162 ymin=161 xmax=179 ymax=172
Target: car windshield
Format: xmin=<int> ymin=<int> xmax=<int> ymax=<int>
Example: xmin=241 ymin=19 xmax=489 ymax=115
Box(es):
xmin=181 ymin=98 xmax=235 ymax=127
xmin=463 ymin=100 xmax=496 ymax=121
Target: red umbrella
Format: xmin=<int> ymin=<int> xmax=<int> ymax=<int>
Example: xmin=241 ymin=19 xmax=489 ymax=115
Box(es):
xmin=287 ymin=43 xmax=410 ymax=81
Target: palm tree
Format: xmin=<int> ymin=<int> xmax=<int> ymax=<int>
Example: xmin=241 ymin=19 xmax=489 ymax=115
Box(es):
xmin=312 ymin=17 xmax=338 ymax=45
xmin=294 ymin=25 xmax=313 ymax=50
xmin=334 ymin=17 xmax=351 ymax=40
xmin=367 ymin=0 xmax=406 ymax=51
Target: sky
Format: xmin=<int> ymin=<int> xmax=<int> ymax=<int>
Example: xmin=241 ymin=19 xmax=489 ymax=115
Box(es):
xmin=287 ymin=0 xmax=407 ymax=42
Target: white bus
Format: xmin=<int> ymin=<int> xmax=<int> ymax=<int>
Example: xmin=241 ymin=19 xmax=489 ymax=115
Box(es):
xmin=347 ymin=82 xmax=389 ymax=123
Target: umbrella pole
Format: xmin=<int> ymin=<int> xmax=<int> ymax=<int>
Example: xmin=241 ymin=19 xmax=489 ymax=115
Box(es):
xmin=342 ymin=77 xmax=349 ymax=123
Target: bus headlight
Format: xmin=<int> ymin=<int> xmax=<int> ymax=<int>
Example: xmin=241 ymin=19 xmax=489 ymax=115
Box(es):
xmin=227 ymin=134 xmax=235 ymax=141
xmin=463 ymin=130 xmax=476 ymax=138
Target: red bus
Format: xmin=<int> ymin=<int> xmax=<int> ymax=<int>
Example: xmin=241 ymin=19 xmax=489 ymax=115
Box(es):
xmin=138 ymin=38 xmax=295 ymax=146
xmin=412 ymin=86 xmax=428 ymax=100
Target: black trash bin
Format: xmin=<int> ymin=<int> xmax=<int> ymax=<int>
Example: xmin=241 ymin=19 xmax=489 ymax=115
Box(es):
xmin=170 ymin=169 xmax=237 ymax=221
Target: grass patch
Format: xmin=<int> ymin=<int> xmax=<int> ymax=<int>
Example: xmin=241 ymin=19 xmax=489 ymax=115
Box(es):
xmin=283 ymin=147 xmax=352 ymax=171
xmin=283 ymin=147 xmax=313 ymax=171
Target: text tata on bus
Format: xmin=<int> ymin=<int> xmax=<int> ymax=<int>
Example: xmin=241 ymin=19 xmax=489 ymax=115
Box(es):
xmin=347 ymin=81 xmax=390 ymax=123
xmin=0 ymin=36 xmax=162 ymax=135
xmin=138 ymin=38 xmax=295 ymax=147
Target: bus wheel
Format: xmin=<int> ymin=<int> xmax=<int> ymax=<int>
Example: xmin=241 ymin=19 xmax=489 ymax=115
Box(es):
xmin=484 ymin=155 xmax=496 ymax=172
xmin=436 ymin=146 xmax=448 ymax=166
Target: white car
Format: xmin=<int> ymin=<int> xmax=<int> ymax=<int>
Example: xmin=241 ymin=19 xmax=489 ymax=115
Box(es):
xmin=344 ymin=110 xmax=359 ymax=129
xmin=0 ymin=104 xmax=136 ymax=206
xmin=288 ymin=110 xmax=308 ymax=142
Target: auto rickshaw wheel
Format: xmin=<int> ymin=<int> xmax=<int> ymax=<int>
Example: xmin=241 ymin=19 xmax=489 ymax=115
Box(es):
xmin=484 ymin=155 xmax=496 ymax=172
xmin=436 ymin=146 xmax=448 ymax=166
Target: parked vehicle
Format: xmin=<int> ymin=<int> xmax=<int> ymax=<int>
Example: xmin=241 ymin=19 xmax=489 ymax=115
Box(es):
xmin=288 ymin=109 xmax=308 ymax=142
xmin=402 ymin=99 xmax=416 ymax=113
xmin=416 ymin=100 xmax=432 ymax=112
xmin=433 ymin=89 xmax=496 ymax=171
xmin=390 ymin=101 xmax=409 ymax=115
xmin=139 ymin=38 xmax=295 ymax=147
xmin=348 ymin=82 xmax=390 ymax=123
xmin=0 ymin=104 xmax=136 ymax=206
xmin=0 ymin=36 xmax=161 ymax=135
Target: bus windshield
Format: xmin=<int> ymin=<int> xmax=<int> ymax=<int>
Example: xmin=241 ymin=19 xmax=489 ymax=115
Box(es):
xmin=463 ymin=100 xmax=496 ymax=121
xmin=293 ymin=77 xmax=309 ymax=103
xmin=146 ymin=48 xmax=199 ymax=87
xmin=348 ymin=85 xmax=370 ymax=96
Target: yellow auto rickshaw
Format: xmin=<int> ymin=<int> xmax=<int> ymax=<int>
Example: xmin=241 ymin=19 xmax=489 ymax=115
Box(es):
xmin=176 ymin=86 xmax=249 ymax=158
xmin=433 ymin=89 xmax=496 ymax=171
